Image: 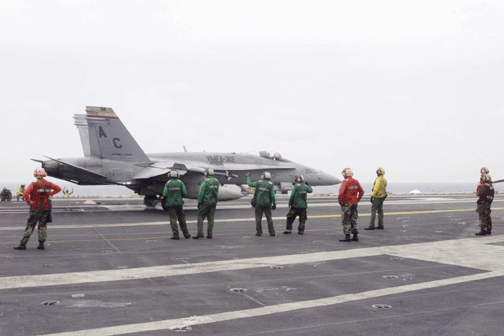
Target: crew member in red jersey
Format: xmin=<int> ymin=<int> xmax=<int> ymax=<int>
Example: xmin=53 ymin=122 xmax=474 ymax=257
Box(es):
xmin=14 ymin=168 xmax=61 ymax=250
xmin=338 ymin=168 xmax=364 ymax=242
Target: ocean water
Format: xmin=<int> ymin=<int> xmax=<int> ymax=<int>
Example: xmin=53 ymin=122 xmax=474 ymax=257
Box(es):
xmin=313 ymin=182 xmax=501 ymax=195
xmin=2 ymin=181 xmax=501 ymax=197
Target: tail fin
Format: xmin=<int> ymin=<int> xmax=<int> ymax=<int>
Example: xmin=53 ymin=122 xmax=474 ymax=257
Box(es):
xmin=73 ymin=106 xmax=150 ymax=162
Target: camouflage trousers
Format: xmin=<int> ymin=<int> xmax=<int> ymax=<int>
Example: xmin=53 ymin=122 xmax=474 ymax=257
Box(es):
xmin=167 ymin=205 xmax=190 ymax=237
xmin=286 ymin=207 xmax=307 ymax=232
xmin=20 ymin=210 xmax=49 ymax=245
xmin=477 ymin=204 xmax=492 ymax=233
xmin=197 ymin=203 xmax=216 ymax=236
xmin=255 ymin=204 xmax=275 ymax=235
xmin=369 ymin=196 xmax=386 ymax=228
xmin=340 ymin=203 xmax=359 ymax=235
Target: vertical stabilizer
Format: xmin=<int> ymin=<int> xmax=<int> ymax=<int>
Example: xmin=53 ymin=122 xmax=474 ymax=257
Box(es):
xmin=74 ymin=114 xmax=91 ymax=157
xmin=82 ymin=106 xmax=150 ymax=162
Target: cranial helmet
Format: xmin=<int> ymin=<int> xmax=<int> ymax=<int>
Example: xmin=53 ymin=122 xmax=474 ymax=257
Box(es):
xmin=376 ymin=167 xmax=385 ymax=176
xmin=168 ymin=170 xmax=179 ymax=179
xmin=341 ymin=168 xmax=353 ymax=178
xmin=34 ymin=168 xmax=47 ymax=178
xmin=481 ymin=167 xmax=490 ymax=174
xmin=204 ymin=168 xmax=215 ymax=177
xmin=262 ymin=171 xmax=271 ymax=180
xmin=295 ymin=174 xmax=304 ymax=183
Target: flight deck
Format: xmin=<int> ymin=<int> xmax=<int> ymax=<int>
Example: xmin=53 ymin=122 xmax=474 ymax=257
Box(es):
xmin=1 ymin=194 xmax=503 ymax=336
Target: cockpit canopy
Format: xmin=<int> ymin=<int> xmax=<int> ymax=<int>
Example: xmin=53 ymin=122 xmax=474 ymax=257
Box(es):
xmin=246 ymin=151 xmax=292 ymax=163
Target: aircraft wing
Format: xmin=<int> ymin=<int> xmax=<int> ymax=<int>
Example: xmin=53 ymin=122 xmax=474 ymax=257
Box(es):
xmin=132 ymin=160 xmax=296 ymax=180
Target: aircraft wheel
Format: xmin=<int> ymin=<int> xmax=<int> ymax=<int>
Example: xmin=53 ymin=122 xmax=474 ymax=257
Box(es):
xmin=143 ymin=195 xmax=158 ymax=208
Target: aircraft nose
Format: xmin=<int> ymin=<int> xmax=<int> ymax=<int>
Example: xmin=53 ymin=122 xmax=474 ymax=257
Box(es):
xmin=319 ymin=171 xmax=341 ymax=185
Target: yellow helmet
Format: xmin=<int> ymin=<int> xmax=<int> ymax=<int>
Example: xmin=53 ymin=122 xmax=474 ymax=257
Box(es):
xmin=376 ymin=167 xmax=385 ymax=176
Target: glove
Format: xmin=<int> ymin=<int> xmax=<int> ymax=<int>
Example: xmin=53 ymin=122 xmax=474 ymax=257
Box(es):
xmin=197 ymin=203 xmax=202 ymax=210
xmin=370 ymin=196 xmax=374 ymax=203
xmin=272 ymin=204 xmax=276 ymax=210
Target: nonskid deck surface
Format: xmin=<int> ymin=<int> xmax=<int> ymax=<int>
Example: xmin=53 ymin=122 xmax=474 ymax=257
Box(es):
xmin=1 ymin=194 xmax=503 ymax=336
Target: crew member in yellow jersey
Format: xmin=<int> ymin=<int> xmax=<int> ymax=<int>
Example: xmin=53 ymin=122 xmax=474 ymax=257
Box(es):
xmin=365 ymin=167 xmax=387 ymax=230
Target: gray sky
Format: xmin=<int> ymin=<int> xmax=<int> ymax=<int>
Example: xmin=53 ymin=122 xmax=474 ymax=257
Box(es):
xmin=1 ymin=0 xmax=503 ymax=184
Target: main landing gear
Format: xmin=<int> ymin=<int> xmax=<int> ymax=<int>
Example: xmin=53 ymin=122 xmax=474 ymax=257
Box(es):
xmin=143 ymin=195 xmax=168 ymax=211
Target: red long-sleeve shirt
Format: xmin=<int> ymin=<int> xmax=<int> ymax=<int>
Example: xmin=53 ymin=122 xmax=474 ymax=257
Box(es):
xmin=24 ymin=178 xmax=61 ymax=210
xmin=338 ymin=177 xmax=364 ymax=204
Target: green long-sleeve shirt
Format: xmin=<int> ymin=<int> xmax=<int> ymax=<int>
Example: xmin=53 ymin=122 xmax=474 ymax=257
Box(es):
xmin=247 ymin=176 xmax=276 ymax=206
xmin=289 ymin=182 xmax=313 ymax=208
xmin=163 ymin=178 xmax=187 ymax=207
xmin=197 ymin=177 xmax=220 ymax=204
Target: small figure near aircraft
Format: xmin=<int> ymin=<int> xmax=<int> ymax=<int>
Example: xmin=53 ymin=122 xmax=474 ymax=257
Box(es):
xmin=247 ymin=172 xmax=277 ymax=237
xmin=17 ymin=184 xmax=26 ymax=201
xmin=283 ymin=174 xmax=312 ymax=235
xmin=162 ymin=170 xmax=191 ymax=240
xmin=475 ymin=167 xmax=494 ymax=236
xmin=1 ymin=187 xmax=12 ymax=201
xmin=338 ymin=168 xmax=364 ymax=243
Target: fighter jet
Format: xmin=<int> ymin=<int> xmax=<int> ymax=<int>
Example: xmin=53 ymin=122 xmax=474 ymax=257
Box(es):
xmin=34 ymin=106 xmax=340 ymax=208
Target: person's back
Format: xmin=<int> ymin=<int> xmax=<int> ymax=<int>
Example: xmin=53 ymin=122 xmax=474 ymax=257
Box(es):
xmin=163 ymin=179 xmax=186 ymax=207
xmin=198 ymin=176 xmax=219 ymax=204
xmin=290 ymin=182 xmax=313 ymax=208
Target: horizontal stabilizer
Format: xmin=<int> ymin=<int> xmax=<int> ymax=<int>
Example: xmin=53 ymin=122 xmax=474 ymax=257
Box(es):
xmin=36 ymin=157 xmax=111 ymax=185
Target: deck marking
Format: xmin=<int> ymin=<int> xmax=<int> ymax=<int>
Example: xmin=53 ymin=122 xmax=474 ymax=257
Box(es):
xmin=2 ymin=235 xmax=499 ymax=335
xmin=1 ymin=208 xmax=502 ymax=232
xmin=2 ymin=236 xmax=504 ymax=291
xmin=40 ymin=270 xmax=504 ymax=336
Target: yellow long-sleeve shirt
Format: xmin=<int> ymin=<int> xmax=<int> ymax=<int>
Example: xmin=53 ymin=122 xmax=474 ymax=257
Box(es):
xmin=371 ymin=176 xmax=387 ymax=198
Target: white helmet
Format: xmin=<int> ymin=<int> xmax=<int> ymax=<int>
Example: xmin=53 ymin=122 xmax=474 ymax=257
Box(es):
xmin=262 ymin=171 xmax=271 ymax=180
xmin=34 ymin=168 xmax=47 ymax=178
xmin=342 ymin=168 xmax=353 ymax=178
xmin=481 ymin=167 xmax=490 ymax=174
xmin=168 ymin=170 xmax=179 ymax=179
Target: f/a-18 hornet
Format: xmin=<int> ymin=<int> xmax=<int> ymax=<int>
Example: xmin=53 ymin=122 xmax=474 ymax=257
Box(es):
xmin=34 ymin=106 xmax=340 ymax=208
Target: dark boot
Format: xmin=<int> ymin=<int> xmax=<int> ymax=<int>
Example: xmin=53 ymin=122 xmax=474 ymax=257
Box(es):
xmin=475 ymin=231 xmax=486 ymax=236
xmin=376 ymin=226 xmax=384 ymax=230
xmin=37 ymin=242 xmax=45 ymax=250
xmin=183 ymin=234 xmax=191 ymax=239
xmin=283 ymin=230 xmax=292 ymax=234
xmin=192 ymin=234 xmax=204 ymax=239
xmin=206 ymin=235 xmax=212 ymax=239
xmin=339 ymin=234 xmax=351 ymax=242
xmin=298 ymin=231 xmax=304 ymax=235
xmin=352 ymin=233 xmax=359 ymax=241
xmin=14 ymin=244 xmax=26 ymax=250
xmin=364 ymin=226 xmax=375 ymax=230
xmin=171 ymin=236 xmax=180 ymax=240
